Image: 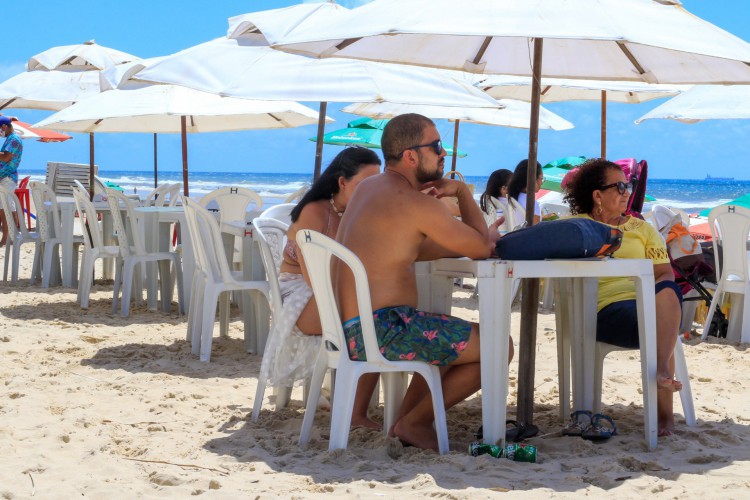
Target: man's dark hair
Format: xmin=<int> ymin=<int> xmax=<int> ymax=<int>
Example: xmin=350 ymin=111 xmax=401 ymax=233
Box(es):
xmin=381 ymin=113 xmax=434 ymax=165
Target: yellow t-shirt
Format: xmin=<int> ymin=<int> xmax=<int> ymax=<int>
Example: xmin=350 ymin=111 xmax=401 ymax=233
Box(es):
xmin=571 ymin=214 xmax=669 ymax=311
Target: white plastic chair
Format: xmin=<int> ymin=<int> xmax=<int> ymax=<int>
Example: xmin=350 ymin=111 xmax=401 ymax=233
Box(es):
xmin=555 ymin=278 xmax=696 ymax=427
xmin=29 ymin=182 xmax=83 ymax=288
xmin=258 ymin=203 xmax=297 ymax=227
xmin=593 ymin=338 xmax=696 ymax=426
xmin=701 ymin=205 xmax=750 ymax=343
xmin=283 ymin=184 xmax=309 ymax=203
xmin=199 ymin=186 xmax=263 ymax=224
xmin=71 ymin=181 xmax=121 ymax=309
xmin=296 ymin=229 xmax=449 ymax=454
xmin=106 ymin=188 xmax=184 ymax=317
xmin=144 ymin=182 xmax=182 ymax=207
xmin=250 ymin=217 xmax=294 ymax=421
xmin=182 ymin=198 xmax=271 ymax=362
xmin=0 ymin=186 xmax=41 ymax=283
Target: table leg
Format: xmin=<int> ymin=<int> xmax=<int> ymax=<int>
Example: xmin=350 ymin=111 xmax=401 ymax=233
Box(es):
xmin=634 ymin=274 xmax=658 ymax=450
xmin=478 ymin=262 xmax=512 ymax=447
xmin=60 ymin=205 xmax=75 ymax=288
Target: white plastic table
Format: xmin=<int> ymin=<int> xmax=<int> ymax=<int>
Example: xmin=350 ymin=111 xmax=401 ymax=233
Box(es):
xmin=221 ymin=220 xmax=271 ymax=355
xmin=415 ymin=257 xmax=658 ymax=450
xmin=134 ymin=206 xmax=193 ymax=313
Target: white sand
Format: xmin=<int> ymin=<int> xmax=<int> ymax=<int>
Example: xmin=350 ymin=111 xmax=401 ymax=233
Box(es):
xmin=2 ymin=244 xmax=750 ymax=498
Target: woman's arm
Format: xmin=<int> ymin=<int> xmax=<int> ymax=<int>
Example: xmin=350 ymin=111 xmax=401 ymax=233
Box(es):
xmin=653 ymin=262 xmax=675 ymax=283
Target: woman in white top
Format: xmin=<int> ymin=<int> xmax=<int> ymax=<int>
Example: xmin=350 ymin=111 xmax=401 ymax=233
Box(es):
xmin=507 ymin=159 xmax=544 ymax=227
xmin=479 ymin=168 xmax=512 ymax=229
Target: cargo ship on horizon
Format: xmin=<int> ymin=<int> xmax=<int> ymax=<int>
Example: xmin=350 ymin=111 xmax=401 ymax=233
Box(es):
xmin=705 ymin=174 xmax=735 ymax=182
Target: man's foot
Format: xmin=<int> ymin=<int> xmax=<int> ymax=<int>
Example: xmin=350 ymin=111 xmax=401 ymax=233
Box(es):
xmin=658 ymin=413 xmax=675 ymax=436
xmin=392 ymin=418 xmax=438 ymax=452
xmin=351 ymin=415 xmax=382 ymax=431
xmin=657 ymin=374 xmax=682 ymax=392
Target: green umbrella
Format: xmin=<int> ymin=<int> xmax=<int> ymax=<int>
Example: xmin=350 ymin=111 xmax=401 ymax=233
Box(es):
xmin=311 ymin=116 xmax=467 ymax=157
xmin=540 ymin=155 xmax=587 ymax=192
xmin=699 ymin=192 xmax=750 ymax=217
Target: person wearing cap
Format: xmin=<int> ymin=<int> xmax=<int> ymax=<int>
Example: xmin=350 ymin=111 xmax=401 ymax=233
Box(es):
xmin=0 ymin=116 xmax=23 ymax=245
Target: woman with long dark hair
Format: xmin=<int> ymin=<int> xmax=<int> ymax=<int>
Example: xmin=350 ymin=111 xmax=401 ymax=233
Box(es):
xmin=507 ymin=159 xmax=544 ymax=226
xmin=479 ymin=168 xmax=512 ymax=228
xmin=260 ymin=147 xmax=381 ymax=429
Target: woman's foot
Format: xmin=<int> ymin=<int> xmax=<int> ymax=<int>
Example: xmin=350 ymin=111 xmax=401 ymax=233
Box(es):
xmin=392 ymin=417 xmax=438 ymax=451
xmin=657 ymin=374 xmax=682 ymax=392
xmin=351 ymin=414 xmax=382 ymax=431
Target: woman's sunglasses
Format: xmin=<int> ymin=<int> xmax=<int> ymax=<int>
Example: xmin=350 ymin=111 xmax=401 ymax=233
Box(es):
xmin=599 ymin=181 xmax=633 ymax=195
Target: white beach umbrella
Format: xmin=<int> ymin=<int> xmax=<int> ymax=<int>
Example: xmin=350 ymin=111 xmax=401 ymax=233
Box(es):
xmin=268 ymin=0 xmax=750 ymax=429
xmin=478 ymin=76 xmax=688 ymax=156
xmin=636 ymin=85 xmax=750 ymax=123
xmin=122 ymin=37 xmax=500 ymax=179
xmin=34 ymin=83 xmax=330 ymax=196
xmin=226 ymin=1 xmax=349 ymax=41
xmin=27 ymin=40 xmax=138 ymax=71
xmin=341 ymin=99 xmax=574 ymax=171
xmin=0 ymin=41 xmax=140 ymax=196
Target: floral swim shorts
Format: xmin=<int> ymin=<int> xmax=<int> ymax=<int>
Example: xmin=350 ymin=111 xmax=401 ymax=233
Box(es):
xmin=342 ymin=305 xmax=472 ymax=365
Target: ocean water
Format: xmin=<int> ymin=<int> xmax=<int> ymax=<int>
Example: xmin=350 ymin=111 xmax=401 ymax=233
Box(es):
xmin=21 ymin=169 xmax=750 ymax=215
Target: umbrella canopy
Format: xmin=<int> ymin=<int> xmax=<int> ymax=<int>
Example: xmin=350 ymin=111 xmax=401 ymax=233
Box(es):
xmin=27 ymin=40 xmax=138 ymax=71
xmin=11 ymin=120 xmax=72 ymax=142
xmin=0 ymin=70 xmax=102 ymax=111
xmin=312 ymin=116 xmax=467 ymax=157
xmin=226 ymin=1 xmax=349 ymax=41
xmin=268 ymin=0 xmax=750 ymax=435
xmin=698 ymin=192 xmax=750 ymax=217
xmin=34 ymin=83 xmax=330 ymax=195
xmin=540 ymin=155 xmax=588 ymax=191
xmin=341 ymin=99 xmax=573 ymax=130
xmin=636 ymin=85 xmax=750 ymax=123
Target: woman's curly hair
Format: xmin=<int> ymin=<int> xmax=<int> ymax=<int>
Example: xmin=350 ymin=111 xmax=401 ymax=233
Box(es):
xmin=563 ymin=158 xmax=623 ymax=215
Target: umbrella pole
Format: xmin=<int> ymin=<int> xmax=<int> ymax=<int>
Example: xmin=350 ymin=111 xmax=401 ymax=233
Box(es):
xmin=601 ymin=90 xmax=607 ymax=159
xmin=153 ymin=133 xmax=158 ymax=188
xmin=181 ymin=116 xmax=189 ymax=197
xmin=313 ymin=102 xmax=328 ymax=181
xmin=450 ymin=119 xmax=460 ymax=175
xmin=517 ymin=37 xmax=544 ymax=427
xmin=89 ymin=133 xmax=95 ymax=201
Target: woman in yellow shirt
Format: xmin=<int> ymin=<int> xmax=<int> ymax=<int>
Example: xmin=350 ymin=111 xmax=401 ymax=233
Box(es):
xmin=564 ymin=158 xmax=683 ymax=437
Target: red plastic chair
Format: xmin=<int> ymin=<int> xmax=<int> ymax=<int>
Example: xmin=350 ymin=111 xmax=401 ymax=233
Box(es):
xmin=14 ymin=176 xmax=32 ymax=230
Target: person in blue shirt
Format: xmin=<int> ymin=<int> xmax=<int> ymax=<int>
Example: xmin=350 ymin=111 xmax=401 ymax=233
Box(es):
xmin=0 ymin=116 xmax=23 ymax=245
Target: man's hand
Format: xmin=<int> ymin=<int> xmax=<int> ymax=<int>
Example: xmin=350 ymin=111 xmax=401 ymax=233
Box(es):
xmin=420 ymin=178 xmax=468 ymax=200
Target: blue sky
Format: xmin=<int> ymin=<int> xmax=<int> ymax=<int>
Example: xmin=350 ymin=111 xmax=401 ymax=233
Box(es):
xmin=4 ymin=1 xmax=749 ymax=179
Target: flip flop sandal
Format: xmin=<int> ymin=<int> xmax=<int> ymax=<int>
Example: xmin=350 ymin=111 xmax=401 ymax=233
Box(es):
xmin=581 ymin=413 xmax=617 ymax=442
xmin=475 ymin=420 xmax=539 ymax=442
xmin=562 ymin=410 xmax=593 ymax=437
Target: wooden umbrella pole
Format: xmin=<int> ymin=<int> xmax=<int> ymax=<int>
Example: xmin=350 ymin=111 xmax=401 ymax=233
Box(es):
xmin=450 ymin=119 xmax=460 ymax=175
xmin=181 ymin=116 xmax=189 ymax=197
xmin=600 ymin=90 xmax=607 ymax=159
xmin=89 ymin=133 xmax=95 ymax=201
xmin=516 ymin=37 xmax=544 ymax=426
xmin=313 ymin=102 xmax=328 ymax=181
xmin=153 ymin=133 xmax=158 ymax=188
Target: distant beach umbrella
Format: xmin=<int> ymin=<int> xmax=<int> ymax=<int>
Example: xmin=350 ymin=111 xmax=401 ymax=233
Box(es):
xmin=478 ymin=76 xmax=687 ymax=158
xmin=34 ymin=83 xmax=330 ymax=196
xmin=0 ymin=40 xmax=140 ymax=197
xmin=268 ymin=0 xmax=750 ymax=437
xmin=341 ymin=99 xmax=573 ymax=172
xmin=311 ymin=116 xmax=467 ymax=157
xmin=636 ymin=85 xmax=750 ymax=123
xmin=9 ymin=120 xmax=73 ymax=142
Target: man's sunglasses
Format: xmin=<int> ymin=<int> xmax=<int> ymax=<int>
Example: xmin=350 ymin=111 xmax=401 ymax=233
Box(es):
xmin=396 ymin=139 xmax=444 ymax=159
xmin=599 ymin=181 xmax=633 ymax=195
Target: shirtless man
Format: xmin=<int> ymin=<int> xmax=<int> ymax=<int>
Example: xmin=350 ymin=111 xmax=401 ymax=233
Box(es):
xmin=335 ymin=113 xmax=511 ymax=451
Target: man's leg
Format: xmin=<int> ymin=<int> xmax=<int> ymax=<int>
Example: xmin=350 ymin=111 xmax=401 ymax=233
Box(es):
xmin=0 ymin=208 xmax=6 ymax=245
xmin=351 ymin=373 xmax=381 ymax=430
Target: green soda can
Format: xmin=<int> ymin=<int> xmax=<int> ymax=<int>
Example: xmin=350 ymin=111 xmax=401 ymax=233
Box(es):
xmin=468 ymin=442 xmax=503 ymax=458
xmin=504 ymin=443 xmax=537 ymax=463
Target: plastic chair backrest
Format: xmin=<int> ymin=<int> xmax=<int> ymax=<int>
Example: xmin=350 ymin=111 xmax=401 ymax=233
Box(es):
xmin=283 ymin=184 xmax=309 ymax=203
xmin=182 ymin=197 xmax=210 ymax=279
xmin=0 ymin=186 xmax=33 ymax=242
xmin=17 ymin=176 xmax=30 ymax=189
xmin=29 ymin=182 xmax=61 ymax=241
xmin=708 ymin=204 xmax=750 ymax=283
xmin=252 ymin=217 xmax=288 ymax=314
xmin=144 ymin=183 xmax=170 ymax=207
xmin=71 ymin=180 xmax=105 ymax=251
xmin=295 ymin=229 xmax=384 ymax=367
xmin=184 ymin=197 xmax=235 ymax=283
xmin=46 ymin=162 xmax=98 ymax=197
xmin=106 ymin=188 xmax=144 ymax=256
xmin=199 ymin=186 xmax=263 ymax=225
xmin=259 ymin=203 xmax=297 ymax=226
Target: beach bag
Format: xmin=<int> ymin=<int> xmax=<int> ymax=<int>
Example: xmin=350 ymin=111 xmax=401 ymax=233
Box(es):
xmin=495 ymin=218 xmax=623 ymax=260
xmin=666 ymin=221 xmax=704 ymax=267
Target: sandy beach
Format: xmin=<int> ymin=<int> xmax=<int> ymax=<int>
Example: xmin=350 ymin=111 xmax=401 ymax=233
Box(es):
xmin=2 ymin=244 xmax=750 ymax=498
